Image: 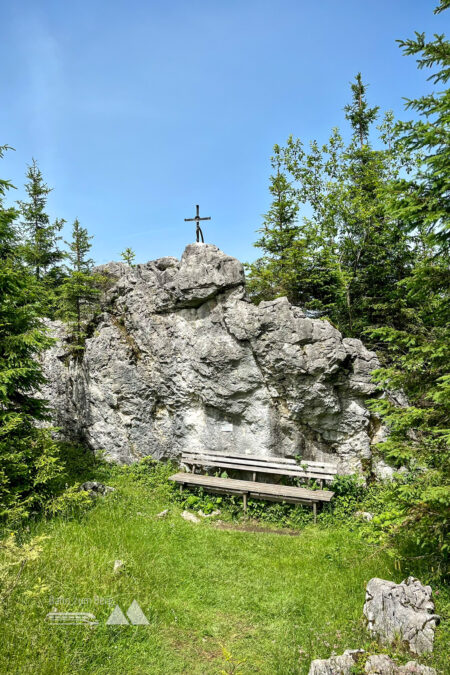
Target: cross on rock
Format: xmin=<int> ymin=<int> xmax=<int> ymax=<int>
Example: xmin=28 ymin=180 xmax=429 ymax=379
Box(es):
xmin=184 ymin=205 xmax=211 ymax=243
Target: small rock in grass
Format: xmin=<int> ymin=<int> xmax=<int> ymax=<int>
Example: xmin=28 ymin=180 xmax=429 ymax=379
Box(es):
xmin=363 ymin=577 xmax=440 ymax=655
xmin=308 ymin=648 xmax=364 ymax=674
xmin=156 ymin=509 xmax=169 ymax=518
xmin=181 ymin=510 xmax=200 ymax=524
xmin=365 ymin=654 xmax=436 ymax=674
xmin=113 ymin=559 xmax=125 ymax=574
xmin=79 ymin=481 xmax=115 ymax=498
xmin=355 ymin=510 xmax=374 ymax=521
xmin=309 ymin=651 xmax=436 ymax=675
xmin=198 ymin=509 xmax=221 ymax=518
xmin=398 ymin=663 xmax=436 ymax=675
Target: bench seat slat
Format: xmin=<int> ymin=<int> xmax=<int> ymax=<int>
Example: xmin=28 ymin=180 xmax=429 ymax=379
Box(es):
xmin=182 ymin=454 xmax=335 ymax=471
xmin=169 ymin=472 xmax=334 ymax=502
xmin=182 ymin=454 xmax=335 ymax=472
xmin=182 ymin=449 xmax=337 ymax=471
xmin=182 ymin=459 xmax=335 ymax=481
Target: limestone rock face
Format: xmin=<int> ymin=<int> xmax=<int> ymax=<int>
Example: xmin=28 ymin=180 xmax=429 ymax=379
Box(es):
xmin=363 ymin=577 xmax=440 ymax=655
xmin=41 ymin=243 xmax=384 ymax=471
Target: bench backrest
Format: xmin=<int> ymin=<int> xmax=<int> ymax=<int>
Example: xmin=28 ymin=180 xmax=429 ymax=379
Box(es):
xmin=181 ymin=449 xmax=337 ymax=482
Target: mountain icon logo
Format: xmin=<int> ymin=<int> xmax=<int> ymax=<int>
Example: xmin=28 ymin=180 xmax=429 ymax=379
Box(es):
xmin=106 ymin=600 xmax=149 ymax=625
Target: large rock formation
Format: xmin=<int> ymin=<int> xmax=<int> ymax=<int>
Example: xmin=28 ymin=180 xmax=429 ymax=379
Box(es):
xmin=41 ymin=243 xmax=384 ymax=471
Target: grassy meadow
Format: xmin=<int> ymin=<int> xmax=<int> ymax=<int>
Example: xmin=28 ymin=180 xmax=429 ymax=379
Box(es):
xmin=0 ymin=461 xmax=448 ymax=674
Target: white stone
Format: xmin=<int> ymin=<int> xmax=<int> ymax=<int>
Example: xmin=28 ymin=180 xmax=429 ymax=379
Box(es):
xmin=355 ymin=511 xmax=374 ymax=521
xmin=181 ymin=510 xmax=200 ymax=524
xmin=198 ymin=509 xmax=221 ymax=518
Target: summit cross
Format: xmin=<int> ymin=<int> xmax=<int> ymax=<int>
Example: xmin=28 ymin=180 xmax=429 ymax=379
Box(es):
xmin=184 ymin=204 xmax=211 ymax=243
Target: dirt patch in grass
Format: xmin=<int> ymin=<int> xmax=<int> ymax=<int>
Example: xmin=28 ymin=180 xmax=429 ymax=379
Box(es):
xmin=212 ymin=519 xmax=301 ymax=535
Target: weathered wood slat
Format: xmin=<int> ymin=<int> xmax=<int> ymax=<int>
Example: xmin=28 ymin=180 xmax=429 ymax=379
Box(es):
xmin=182 ymin=458 xmax=335 ymax=481
xmin=169 ymin=472 xmax=334 ymax=502
xmin=181 ymin=452 xmax=337 ymax=480
xmin=182 ymin=449 xmax=337 ymax=471
xmin=182 ymin=453 xmax=335 ymax=471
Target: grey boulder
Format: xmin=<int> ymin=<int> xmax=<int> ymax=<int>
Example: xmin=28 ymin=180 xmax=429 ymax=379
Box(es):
xmin=308 ymin=649 xmax=364 ymax=674
xmin=365 ymin=655 xmax=436 ymax=674
xmin=363 ymin=577 xmax=440 ymax=655
xmin=309 ymin=652 xmax=436 ymax=675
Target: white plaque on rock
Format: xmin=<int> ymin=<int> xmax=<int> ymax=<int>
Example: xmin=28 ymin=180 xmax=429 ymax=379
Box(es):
xmin=220 ymin=422 xmax=233 ymax=432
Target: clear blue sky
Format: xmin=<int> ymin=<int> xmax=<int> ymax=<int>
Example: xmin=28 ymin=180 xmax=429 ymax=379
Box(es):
xmin=0 ymin=0 xmax=446 ymax=265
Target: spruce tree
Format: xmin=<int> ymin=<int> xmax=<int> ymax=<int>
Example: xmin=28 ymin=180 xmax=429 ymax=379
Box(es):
xmin=245 ymin=146 xmax=302 ymax=304
xmin=121 ymin=247 xmax=136 ymax=266
xmin=18 ymin=159 xmax=65 ymax=282
xmin=344 ymin=73 xmax=379 ymax=148
xmin=337 ymin=76 xmax=414 ymax=335
xmin=255 ymin=76 xmax=415 ymax=336
xmin=0 ymin=146 xmax=18 ymax=261
xmin=364 ymin=1 xmax=450 ymax=574
xmin=59 ymin=219 xmax=101 ymax=352
xmin=0 ymin=147 xmax=51 ymax=425
xmin=392 ymin=4 xmax=450 ymax=246
xmin=0 ymin=146 xmax=62 ymax=521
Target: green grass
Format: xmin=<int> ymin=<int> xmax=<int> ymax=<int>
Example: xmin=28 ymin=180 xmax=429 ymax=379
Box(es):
xmin=1 ymin=465 xmax=448 ymax=674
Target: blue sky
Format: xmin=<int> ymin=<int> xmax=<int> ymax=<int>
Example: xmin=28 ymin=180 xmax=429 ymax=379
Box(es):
xmin=0 ymin=0 xmax=446 ymax=264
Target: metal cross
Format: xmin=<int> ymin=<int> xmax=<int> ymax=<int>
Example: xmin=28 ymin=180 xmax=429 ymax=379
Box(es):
xmin=184 ymin=204 xmax=211 ymax=243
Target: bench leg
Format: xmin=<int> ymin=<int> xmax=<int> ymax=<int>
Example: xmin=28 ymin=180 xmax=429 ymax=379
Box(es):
xmin=179 ymin=484 xmax=184 ymax=494
xmin=313 ymin=502 xmax=317 ymax=524
xmin=243 ymin=493 xmax=248 ymax=514
xmin=319 ymin=479 xmax=323 ymax=490
xmin=252 ymin=472 xmax=256 ymax=482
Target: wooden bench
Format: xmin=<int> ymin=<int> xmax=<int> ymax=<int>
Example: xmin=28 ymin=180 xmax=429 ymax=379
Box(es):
xmin=169 ymin=451 xmax=337 ymax=522
xmin=180 ymin=449 xmax=338 ymax=489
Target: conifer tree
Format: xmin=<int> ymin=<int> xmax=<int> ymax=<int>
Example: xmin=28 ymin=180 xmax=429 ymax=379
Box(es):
xmin=0 ymin=147 xmax=51 ymax=425
xmin=18 ymin=159 xmax=65 ymax=282
xmin=392 ymin=4 xmax=450 ymax=246
xmin=0 ymin=146 xmax=62 ymax=521
xmin=0 ymin=146 xmax=18 ymax=261
xmin=364 ymin=1 xmax=450 ymax=573
xmin=344 ymin=73 xmax=379 ymax=148
xmin=245 ymin=146 xmax=302 ymax=304
xmin=337 ymin=76 xmax=414 ymax=335
xmin=121 ymin=247 xmax=136 ymax=266
xmin=250 ymin=76 xmax=415 ymax=336
xmin=58 ymin=220 xmax=101 ymax=352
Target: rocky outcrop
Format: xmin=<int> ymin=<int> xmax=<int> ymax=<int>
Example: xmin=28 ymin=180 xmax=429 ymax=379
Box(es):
xmin=41 ymin=243 xmax=384 ymax=471
xmin=308 ymin=652 xmax=436 ymax=675
xmin=308 ymin=649 xmax=364 ymax=674
xmin=365 ymin=655 xmax=436 ymax=674
xmin=363 ymin=577 xmax=440 ymax=655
